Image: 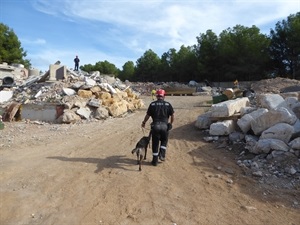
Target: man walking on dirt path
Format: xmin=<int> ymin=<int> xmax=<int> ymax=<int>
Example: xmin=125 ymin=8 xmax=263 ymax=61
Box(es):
xmin=141 ymin=89 xmax=175 ymax=166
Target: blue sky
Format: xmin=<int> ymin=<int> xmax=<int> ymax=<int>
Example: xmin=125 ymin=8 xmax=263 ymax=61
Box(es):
xmin=1 ymin=0 xmax=299 ymax=72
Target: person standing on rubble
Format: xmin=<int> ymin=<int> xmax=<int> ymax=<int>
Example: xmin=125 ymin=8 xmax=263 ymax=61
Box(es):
xmin=141 ymin=89 xmax=175 ymax=166
xmin=74 ymin=55 xmax=80 ymax=71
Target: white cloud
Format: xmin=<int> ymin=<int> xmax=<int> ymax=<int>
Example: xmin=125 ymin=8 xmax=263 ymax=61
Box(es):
xmin=25 ymin=0 xmax=299 ymax=71
xmin=20 ymin=38 xmax=46 ymax=45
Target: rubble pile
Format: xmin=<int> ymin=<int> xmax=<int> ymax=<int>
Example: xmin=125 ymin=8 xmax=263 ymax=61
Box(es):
xmin=195 ymin=79 xmax=300 ymax=189
xmin=0 ymin=65 xmax=144 ymax=123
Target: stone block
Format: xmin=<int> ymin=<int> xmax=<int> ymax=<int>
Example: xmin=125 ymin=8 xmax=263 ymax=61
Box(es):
xmin=211 ymin=97 xmax=249 ymax=117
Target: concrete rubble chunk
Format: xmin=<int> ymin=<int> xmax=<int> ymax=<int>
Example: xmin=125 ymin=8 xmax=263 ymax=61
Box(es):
xmin=211 ymin=97 xmax=249 ymax=117
xmin=62 ymin=109 xmax=81 ymax=123
xmin=93 ymin=106 xmax=109 ymax=120
xmin=76 ymin=107 xmax=91 ymax=119
xmin=99 ymin=83 xmax=117 ymax=94
xmin=87 ymin=99 xmax=101 ymax=108
xmin=63 ymin=87 xmax=76 ymax=96
xmin=84 ymin=77 xmax=96 ymax=86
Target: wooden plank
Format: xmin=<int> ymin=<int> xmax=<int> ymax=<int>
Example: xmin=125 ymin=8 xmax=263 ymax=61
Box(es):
xmin=210 ymin=113 xmax=241 ymax=122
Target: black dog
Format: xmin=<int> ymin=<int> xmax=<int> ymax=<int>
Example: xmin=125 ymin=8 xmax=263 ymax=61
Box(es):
xmin=131 ymin=131 xmax=151 ymax=171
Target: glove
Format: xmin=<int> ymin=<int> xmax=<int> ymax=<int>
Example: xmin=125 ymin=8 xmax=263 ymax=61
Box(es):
xmin=167 ymin=123 xmax=172 ymax=131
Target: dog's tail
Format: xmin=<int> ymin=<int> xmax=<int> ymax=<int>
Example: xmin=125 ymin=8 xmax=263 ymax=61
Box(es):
xmin=131 ymin=148 xmax=137 ymax=154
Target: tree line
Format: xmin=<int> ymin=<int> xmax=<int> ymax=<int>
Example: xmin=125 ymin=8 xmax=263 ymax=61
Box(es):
xmin=1 ymin=12 xmax=299 ymax=82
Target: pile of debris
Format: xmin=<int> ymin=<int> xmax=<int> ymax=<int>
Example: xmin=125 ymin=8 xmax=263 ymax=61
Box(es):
xmin=195 ymin=78 xmax=300 ymax=189
xmin=0 ymin=63 xmax=144 ymax=124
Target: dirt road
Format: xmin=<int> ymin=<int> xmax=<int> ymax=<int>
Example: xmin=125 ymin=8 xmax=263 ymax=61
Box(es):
xmin=0 ymin=95 xmax=299 ymax=225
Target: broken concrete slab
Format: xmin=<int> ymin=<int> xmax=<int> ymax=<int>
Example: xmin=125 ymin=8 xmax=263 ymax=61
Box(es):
xmin=21 ymin=103 xmax=64 ymax=123
xmin=76 ymin=107 xmax=91 ymax=119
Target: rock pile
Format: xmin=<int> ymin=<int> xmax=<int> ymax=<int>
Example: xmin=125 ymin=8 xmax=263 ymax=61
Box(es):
xmin=0 ymin=69 xmax=144 ymax=123
xmin=195 ymin=79 xmax=300 ymax=189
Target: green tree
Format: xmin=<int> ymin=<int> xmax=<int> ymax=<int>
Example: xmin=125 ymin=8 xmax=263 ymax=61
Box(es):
xmin=135 ymin=49 xmax=161 ymax=81
xmin=96 ymin=60 xmax=119 ymax=75
xmin=0 ymin=23 xmax=30 ymax=68
xmin=160 ymin=46 xmax=198 ymax=82
xmin=269 ymin=12 xmax=300 ymax=79
xmin=218 ymin=25 xmax=270 ymax=81
xmin=171 ymin=45 xmax=198 ymax=82
xmin=160 ymin=48 xmax=178 ymax=81
xmin=81 ymin=60 xmax=119 ymax=75
xmin=194 ymin=30 xmax=220 ymax=82
xmin=119 ymin=61 xmax=135 ymax=81
xmin=80 ymin=63 xmax=94 ymax=73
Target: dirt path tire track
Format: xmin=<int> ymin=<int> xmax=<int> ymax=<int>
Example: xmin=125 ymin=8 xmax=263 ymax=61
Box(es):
xmin=0 ymin=95 xmax=299 ymax=225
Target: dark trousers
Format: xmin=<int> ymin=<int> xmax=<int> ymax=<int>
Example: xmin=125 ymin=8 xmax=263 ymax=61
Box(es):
xmin=151 ymin=122 xmax=168 ymax=158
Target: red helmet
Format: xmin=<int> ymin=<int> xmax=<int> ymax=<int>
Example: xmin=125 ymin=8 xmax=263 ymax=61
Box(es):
xmin=156 ymin=89 xmax=165 ymax=97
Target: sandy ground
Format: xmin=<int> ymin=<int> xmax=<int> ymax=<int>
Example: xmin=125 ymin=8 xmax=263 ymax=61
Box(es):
xmin=0 ymin=95 xmax=299 ymax=225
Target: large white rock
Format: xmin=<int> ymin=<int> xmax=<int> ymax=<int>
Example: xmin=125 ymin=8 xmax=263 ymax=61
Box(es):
xmin=289 ymin=137 xmax=300 ymax=150
xmin=293 ymin=119 xmax=300 ymax=134
xmin=260 ymin=123 xmax=294 ymax=144
xmin=76 ymin=107 xmax=91 ymax=119
xmin=209 ymin=120 xmax=236 ymax=136
xmin=211 ymin=97 xmax=249 ymax=117
xmin=84 ymin=77 xmax=97 ymax=86
xmin=237 ymin=108 xmax=268 ymax=133
xmin=63 ymin=87 xmax=76 ymax=96
xmin=240 ymin=107 xmax=256 ymax=116
xmin=292 ymin=103 xmax=300 ymax=119
xmin=285 ymin=97 xmax=299 ymax=109
xmin=256 ymin=93 xmax=286 ymax=110
xmin=251 ymin=138 xmax=290 ymax=154
xmin=251 ymin=107 xmax=297 ymax=135
xmin=0 ymin=90 xmax=13 ymax=103
xmin=195 ymin=111 xmax=212 ymax=129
